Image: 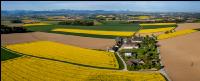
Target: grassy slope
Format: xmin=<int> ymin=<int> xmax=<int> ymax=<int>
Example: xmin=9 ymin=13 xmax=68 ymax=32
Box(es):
xmin=1 ymin=47 xmax=22 ymax=61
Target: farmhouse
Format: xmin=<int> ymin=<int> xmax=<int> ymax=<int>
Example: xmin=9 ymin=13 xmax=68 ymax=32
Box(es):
xmin=124 ymin=52 xmax=132 ymax=57
xmin=127 ymin=59 xmax=145 ymax=66
xmin=96 ymin=15 xmax=117 ymax=21
xmin=120 ymin=43 xmax=139 ymax=50
xmin=119 ymin=36 xmax=142 ymax=50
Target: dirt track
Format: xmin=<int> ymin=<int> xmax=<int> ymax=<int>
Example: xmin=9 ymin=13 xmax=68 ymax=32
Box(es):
xmin=1 ymin=32 xmax=115 ymax=50
xmin=159 ymin=31 xmax=200 ymax=81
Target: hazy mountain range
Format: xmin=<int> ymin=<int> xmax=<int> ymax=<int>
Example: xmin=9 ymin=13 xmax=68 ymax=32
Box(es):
xmin=2 ymin=9 xmax=200 ymax=16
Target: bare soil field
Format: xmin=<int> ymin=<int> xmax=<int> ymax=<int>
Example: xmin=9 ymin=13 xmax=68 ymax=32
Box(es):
xmin=176 ymin=23 xmax=200 ymax=30
xmin=159 ymin=31 xmax=200 ymax=81
xmin=139 ymin=23 xmax=200 ymax=36
xmin=1 ymin=32 xmax=115 ymax=50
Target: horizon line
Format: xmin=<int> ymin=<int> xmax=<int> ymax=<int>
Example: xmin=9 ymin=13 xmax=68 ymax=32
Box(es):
xmin=2 ymin=9 xmax=200 ymax=13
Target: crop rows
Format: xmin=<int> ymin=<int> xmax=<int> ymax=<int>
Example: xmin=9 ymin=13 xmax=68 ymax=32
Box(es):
xmin=1 ymin=56 xmax=166 ymax=81
xmin=5 ymin=41 xmax=119 ymax=69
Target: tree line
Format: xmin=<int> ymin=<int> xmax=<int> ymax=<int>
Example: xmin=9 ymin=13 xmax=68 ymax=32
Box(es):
xmin=58 ymin=20 xmax=95 ymax=26
xmin=1 ymin=25 xmax=27 ymax=34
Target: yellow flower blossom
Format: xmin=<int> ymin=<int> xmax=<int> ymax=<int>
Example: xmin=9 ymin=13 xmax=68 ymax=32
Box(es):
xmin=158 ymin=29 xmax=198 ymax=40
xmin=5 ymin=41 xmax=119 ymax=69
xmin=139 ymin=27 xmax=174 ymax=33
xmin=23 ymin=23 xmax=50 ymax=26
xmin=52 ymin=27 xmax=174 ymax=36
xmin=1 ymin=56 xmax=166 ymax=81
xmin=140 ymin=23 xmax=177 ymax=26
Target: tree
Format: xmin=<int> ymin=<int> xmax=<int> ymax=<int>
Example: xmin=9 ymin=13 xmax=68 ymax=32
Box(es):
xmin=1 ymin=25 xmax=27 ymax=34
xmin=11 ymin=20 xmax=22 ymax=23
xmin=58 ymin=20 xmax=94 ymax=26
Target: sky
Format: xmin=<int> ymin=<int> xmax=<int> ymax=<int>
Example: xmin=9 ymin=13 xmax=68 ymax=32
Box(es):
xmin=1 ymin=1 xmax=200 ymax=12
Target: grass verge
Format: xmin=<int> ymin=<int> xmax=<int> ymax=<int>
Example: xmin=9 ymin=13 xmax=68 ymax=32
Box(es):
xmin=1 ymin=47 xmax=22 ymax=61
xmin=114 ymin=52 xmax=125 ymax=70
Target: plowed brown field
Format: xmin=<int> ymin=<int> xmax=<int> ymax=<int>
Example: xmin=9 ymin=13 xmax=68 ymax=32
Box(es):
xmin=176 ymin=23 xmax=200 ymax=30
xmin=159 ymin=31 xmax=200 ymax=81
xmin=1 ymin=32 xmax=115 ymax=50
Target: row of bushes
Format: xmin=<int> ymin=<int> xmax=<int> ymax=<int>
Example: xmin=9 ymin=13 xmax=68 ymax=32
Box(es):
xmin=1 ymin=25 xmax=27 ymax=34
xmin=11 ymin=20 xmax=22 ymax=23
xmin=58 ymin=20 xmax=95 ymax=26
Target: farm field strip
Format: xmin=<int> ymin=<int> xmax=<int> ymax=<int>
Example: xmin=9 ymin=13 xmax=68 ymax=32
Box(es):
xmin=5 ymin=41 xmax=119 ymax=69
xmin=140 ymin=23 xmax=177 ymax=26
xmin=139 ymin=27 xmax=174 ymax=33
xmin=138 ymin=16 xmax=151 ymax=19
xmin=52 ymin=28 xmax=133 ymax=36
xmin=158 ymin=29 xmax=198 ymax=40
xmin=1 ymin=32 xmax=116 ymax=50
xmin=139 ymin=23 xmax=177 ymax=29
xmin=51 ymin=27 xmax=175 ymax=36
xmin=1 ymin=56 xmax=166 ymax=81
xmin=23 ymin=23 xmax=51 ymax=26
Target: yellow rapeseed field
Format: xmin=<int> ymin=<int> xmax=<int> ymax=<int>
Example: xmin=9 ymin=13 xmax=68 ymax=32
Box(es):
xmin=140 ymin=23 xmax=177 ymax=26
xmin=138 ymin=16 xmax=151 ymax=20
xmin=23 ymin=23 xmax=50 ymax=26
xmin=5 ymin=41 xmax=118 ymax=69
xmin=1 ymin=56 xmax=166 ymax=81
xmin=139 ymin=27 xmax=175 ymax=33
xmin=52 ymin=27 xmax=174 ymax=36
xmin=158 ymin=29 xmax=198 ymax=40
xmin=52 ymin=28 xmax=133 ymax=36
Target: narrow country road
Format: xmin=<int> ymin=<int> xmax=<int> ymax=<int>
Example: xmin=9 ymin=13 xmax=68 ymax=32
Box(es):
xmin=159 ymin=68 xmax=171 ymax=81
xmin=116 ymin=52 xmax=128 ymax=71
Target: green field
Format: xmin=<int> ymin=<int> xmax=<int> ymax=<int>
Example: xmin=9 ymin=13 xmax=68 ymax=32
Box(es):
xmin=141 ymin=24 xmax=177 ymax=29
xmin=26 ymin=22 xmax=140 ymax=32
xmin=26 ymin=21 xmax=139 ymax=38
xmin=1 ymin=47 xmax=22 ymax=61
xmin=25 ymin=21 xmax=177 ymax=39
xmin=27 ymin=24 xmax=135 ymax=39
xmin=27 ymin=21 xmax=177 ymax=31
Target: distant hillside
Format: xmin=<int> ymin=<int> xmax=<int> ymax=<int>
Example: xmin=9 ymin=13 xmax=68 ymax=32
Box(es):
xmin=2 ymin=10 xmax=200 ymax=16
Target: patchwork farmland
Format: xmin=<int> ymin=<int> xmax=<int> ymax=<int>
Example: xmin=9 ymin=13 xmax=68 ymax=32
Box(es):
xmin=2 ymin=1 xmax=200 ymax=80
xmin=1 ymin=18 xmax=200 ymax=81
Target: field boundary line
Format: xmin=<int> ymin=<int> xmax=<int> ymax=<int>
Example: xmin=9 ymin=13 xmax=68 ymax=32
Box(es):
xmin=1 ymin=47 xmax=121 ymax=70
